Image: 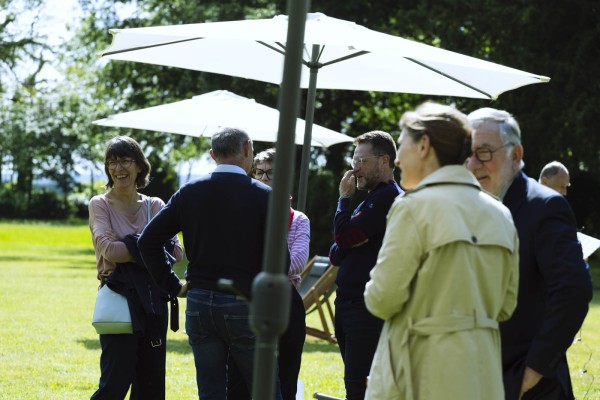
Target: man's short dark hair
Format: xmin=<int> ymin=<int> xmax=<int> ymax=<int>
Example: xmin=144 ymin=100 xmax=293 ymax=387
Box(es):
xmin=354 ymin=131 xmax=397 ymax=168
xmin=211 ymin=128 xmax=250 ymax=158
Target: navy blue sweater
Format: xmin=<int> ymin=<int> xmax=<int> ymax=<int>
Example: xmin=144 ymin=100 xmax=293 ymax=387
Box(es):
xmin=329 ymin=180 xmax=402 ymax=300
xmin=138 ymin=171 xmax=271 ymax=299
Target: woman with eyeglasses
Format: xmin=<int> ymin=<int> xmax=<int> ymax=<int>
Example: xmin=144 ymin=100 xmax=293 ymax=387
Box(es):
xmin=88 ymin=136 xmax=183 ymax=400
xmin=364 ymin=102 xmax=519 ymax=399
xmin=252 ymin=147 xmax=310 ymax=400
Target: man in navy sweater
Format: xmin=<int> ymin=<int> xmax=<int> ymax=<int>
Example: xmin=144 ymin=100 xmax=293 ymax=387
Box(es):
xmin=138 ymin=128 xmax=275 ymax=400
xmin=329 ymin=131 xmax=402 ymax=400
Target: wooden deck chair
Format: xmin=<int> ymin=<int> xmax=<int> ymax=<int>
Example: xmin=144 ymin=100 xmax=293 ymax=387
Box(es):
xmin=297 ymin=256 xmax=338 ymax=343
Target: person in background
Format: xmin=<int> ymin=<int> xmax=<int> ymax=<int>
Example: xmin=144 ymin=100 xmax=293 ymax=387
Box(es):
xmin=138 ymin=128 xmax=281 ymax=400
xmin=539 ymin=161 xmax=570 ymax=196
xmin=329 ymin=131 xmax=402 ymax=400
xmin=254 ymin=148 xmax=310 ymax=288
xmin=539 ymin=160 xmax=591 ymax=270
xmin=253 ymin=147 xmax=309 ymax=400
xmin=89 ymin=135 xmax=183 ymax=400
xmin=466 ymin=108 xmax=592 ymax=400
xmin=364 ymin=102 xmax=519 ymax=399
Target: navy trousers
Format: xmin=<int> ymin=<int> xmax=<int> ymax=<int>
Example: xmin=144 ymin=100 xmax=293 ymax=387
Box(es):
xmin=90 ymin=303 xmax=168 ymax=400
xmin=277 ymin=287 xmax=307 ymax=400
xmin=335 ymin=297 xmax=383 ymax=400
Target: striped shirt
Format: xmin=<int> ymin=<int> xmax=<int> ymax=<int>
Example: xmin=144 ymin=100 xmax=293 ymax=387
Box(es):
xmin=288 ymin=209 xmax=310 ymax=287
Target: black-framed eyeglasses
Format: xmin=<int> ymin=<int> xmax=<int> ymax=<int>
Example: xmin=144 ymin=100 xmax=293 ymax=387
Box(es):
xmin=106 ymin=159 xmax=136 ymax=170
xmin=254 ymin=169 xmax=273 ymax=180
xmin=351 ymin=155 xmax=382 ymax=169
xmin=472 ymin=143 xmax=514 ymax=163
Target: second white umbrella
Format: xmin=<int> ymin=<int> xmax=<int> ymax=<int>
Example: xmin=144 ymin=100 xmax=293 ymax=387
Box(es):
xmin=93 ymin=90 xmax=353 ymax=148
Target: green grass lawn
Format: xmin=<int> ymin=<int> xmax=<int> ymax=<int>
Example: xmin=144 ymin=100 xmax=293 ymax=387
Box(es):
xmin=0 ymin=220 xmax=597 ymax=399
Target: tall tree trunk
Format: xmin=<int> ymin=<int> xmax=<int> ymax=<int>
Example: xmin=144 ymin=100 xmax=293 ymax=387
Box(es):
xmin=15 ymin=157 xmax=34 ymax=205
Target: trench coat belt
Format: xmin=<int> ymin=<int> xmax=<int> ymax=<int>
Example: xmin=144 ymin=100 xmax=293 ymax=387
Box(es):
xmin=398 ymin=311 xmax=499 ymax=400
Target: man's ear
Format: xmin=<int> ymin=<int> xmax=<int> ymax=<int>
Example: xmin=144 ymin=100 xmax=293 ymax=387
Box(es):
xmin=243 ymin=140 xmax=251 ymax=157
xmin=380 ymin=153 xmax=390 ymax=167
xmin=512 ymin=143 xmax=524 ymax=166
xmin=209 ymin=149 xmax=216 ymax=161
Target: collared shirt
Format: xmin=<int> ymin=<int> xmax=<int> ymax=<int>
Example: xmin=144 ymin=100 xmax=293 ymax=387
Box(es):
xmin=213 ymin=164 xmax=248 ymax=175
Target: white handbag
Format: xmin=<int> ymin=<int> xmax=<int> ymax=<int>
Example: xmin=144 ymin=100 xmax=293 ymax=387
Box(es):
xmin=91 ymin=197 xmax=152 ymax=335
xmin=92 ymin=284 xmax=133 ymax=334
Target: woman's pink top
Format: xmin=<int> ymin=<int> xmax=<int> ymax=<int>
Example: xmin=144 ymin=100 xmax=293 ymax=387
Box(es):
xmin=89 ymin=193 xmax=183 ymax=280
xmin=288 ymin=209 xmax=310 ymax=287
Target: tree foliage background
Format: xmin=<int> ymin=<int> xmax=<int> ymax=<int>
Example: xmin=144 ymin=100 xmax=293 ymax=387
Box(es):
xmin=1 ymin=0 xmax=599 ymax=254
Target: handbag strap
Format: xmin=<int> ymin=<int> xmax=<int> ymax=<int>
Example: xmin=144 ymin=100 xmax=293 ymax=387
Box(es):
xmin=146 ymin=196 xmax=151 ymax=225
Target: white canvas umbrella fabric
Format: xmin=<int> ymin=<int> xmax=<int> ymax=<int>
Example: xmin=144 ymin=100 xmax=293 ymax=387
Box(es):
xmin=93 ymin=90 xmax=353 ymax=148
xmin=98 ymin=12 xmax=550 ymax=210
xmin=99 ymin=12 xmax=549 ymax=100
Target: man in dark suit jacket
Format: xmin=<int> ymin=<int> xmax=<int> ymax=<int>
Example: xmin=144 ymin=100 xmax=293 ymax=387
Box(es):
xmin=466 ymin=108 xmax=592 ymax=400
xmin=138 ymin=127 xmax=278 ymax=400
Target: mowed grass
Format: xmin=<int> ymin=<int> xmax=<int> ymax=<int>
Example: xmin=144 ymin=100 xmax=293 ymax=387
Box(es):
xmin=0 ymin=220 xmax=597 ymax=399
xmin=0 ymin=220 xmax=343 ymax=400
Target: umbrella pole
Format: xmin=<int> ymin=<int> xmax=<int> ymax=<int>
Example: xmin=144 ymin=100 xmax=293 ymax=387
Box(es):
xmin=250 ymin=1 xmax=309 ymax=400
xmin=296 ymin=44 xmax=320 ymax=213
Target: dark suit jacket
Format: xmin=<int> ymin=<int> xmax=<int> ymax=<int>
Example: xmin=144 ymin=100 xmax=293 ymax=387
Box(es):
xmin=501 ymin=171 xmax=592 ymax=399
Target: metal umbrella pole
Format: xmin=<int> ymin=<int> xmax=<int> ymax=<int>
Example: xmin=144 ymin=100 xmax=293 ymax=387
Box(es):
xmin=296 ymin=44 xmax=320 ymax=213
xmin=296 ymin=46 xmax=368 ymax=212
xmin=249 ymin=1 xmax=309 ymax=399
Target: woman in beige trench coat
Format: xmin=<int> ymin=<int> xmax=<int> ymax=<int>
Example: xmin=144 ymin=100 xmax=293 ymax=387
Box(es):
xmin=364 ymin=102 xmax=519 ymax=400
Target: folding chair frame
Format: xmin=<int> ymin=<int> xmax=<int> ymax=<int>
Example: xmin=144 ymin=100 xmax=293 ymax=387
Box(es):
xmin=299 ymin=256 xmax=338 ymax=343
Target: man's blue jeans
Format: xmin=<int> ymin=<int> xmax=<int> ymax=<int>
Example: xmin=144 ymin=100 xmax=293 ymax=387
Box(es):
xmin=186 ymin=288 xmax=282 ymax=400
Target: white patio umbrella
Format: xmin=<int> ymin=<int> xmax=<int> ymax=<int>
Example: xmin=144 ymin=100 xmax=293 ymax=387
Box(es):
xmin=100 ymin=12 xmax=549 ymax=99
xmin=93 ymin=90 xmax=353 ymax=148
xmin=98 ymin=12 xmax=551 ymax=210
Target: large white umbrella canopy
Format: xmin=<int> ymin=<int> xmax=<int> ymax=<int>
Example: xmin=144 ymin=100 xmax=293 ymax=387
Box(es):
xmin=93 ymin=90 xmax=353 ymax=148
xmin=99 ymin=12 xmax=550 ymax=211
xmin=100 ymin=12 xmax=549 ymax=100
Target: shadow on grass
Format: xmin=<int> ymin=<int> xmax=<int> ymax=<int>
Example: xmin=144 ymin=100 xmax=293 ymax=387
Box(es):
xmin=0 ymin=218 xmax=89 ymax=226
xmin=78 ymin=338 xmax=100 ymax=351
xmin=0 ymin=255 xmax=96 ymax=269
xmin=69 ymin=248 xmax=97 ymax=256
xmin=79 ymin=337 xmax=337 ymax=354
xmin=0 ymin=251 xmax=95 ymax=264
xmin=0 ymin=254 xmax=66 ymax=263
xmin=77 ymin=337 xmax=192 ymax=354
xmin=303 ymin=340 xmax=339 ymax=353
xmin=65 ymin=262 xmax=98 ymax=270
xmin=0 ymin=255 xmax=29 ymax=262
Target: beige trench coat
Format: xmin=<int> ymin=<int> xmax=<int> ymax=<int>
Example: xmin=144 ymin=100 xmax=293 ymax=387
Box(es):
xmin=364 ymin=166 xmax=519 ymax=400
